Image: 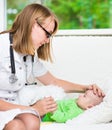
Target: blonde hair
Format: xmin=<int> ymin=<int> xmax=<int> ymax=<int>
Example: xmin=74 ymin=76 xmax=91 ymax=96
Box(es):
xmin=0 ymin=3 xmax=58 ymax=62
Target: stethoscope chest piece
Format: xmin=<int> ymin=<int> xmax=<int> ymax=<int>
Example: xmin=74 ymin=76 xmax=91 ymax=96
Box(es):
xmin=9 ymin=74 xmax=18 ymax=84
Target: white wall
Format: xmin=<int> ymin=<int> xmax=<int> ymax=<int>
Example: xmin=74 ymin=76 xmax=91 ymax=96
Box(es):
xmin=44 ymin=30 xmax=112 ymax=85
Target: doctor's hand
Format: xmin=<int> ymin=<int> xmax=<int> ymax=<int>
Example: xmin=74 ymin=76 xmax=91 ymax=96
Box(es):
xmin=87 ymin=84 xmax=105 ymax=97
xmin=31 ymin=96 xmax=57 ymax=116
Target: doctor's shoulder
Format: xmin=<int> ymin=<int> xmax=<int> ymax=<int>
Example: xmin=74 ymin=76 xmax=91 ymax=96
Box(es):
xmin=0 ymin=33 xmax=10 ymax=56
xmin=0 ymin=33 xmax=9 ymax=43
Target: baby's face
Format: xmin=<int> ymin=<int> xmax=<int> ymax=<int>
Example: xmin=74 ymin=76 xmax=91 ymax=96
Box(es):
xmin=77 ymin=90 xmax=103 ymax=110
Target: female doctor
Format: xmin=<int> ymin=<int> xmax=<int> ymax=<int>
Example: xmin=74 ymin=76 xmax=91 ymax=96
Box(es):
xmin=0 ymin=3 xmax=104 ymax=130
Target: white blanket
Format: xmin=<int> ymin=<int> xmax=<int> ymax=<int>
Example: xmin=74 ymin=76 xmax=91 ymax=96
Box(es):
xmin=40 ymin=122 xmax=112 ymax=130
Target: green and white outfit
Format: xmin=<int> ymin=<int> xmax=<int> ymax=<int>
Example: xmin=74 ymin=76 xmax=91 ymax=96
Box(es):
xmin=42 ymin=99 xmax=84 ymax=123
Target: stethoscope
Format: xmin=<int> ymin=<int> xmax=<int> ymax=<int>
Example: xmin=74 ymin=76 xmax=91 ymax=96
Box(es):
xmin=23 ymin=55 xmax=37 ymax=85
xmin=9 ymin=33 xmax=37 ymax=85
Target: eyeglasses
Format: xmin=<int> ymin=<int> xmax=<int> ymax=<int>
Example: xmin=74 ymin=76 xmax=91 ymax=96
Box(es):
xmin=36 ymin=21 xmax=52 ymax=38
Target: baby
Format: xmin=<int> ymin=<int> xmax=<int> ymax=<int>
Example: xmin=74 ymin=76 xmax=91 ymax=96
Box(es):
xmin=18 ymin=86 xmax=103 ymax=123
xmin=42 ymin=89 xmax=103 ymax=123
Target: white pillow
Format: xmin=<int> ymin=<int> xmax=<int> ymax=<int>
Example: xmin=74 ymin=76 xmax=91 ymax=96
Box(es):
xmin=97 ymin=73 xmax=112 ymax=94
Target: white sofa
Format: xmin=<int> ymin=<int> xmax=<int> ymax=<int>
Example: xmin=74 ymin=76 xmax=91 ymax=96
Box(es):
xmin=44 ymin=29 xmax=112 ymax=84
xmin=40 ymin=29 xmax=112 ymax=130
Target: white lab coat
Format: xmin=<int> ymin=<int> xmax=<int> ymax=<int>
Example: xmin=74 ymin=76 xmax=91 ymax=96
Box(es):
xmin=0 ymin=33 xmax=47 ymax=129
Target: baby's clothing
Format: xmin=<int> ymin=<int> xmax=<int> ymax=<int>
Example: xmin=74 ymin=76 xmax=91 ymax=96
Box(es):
xmin=42 ymin=99 xmax=84 ymax=123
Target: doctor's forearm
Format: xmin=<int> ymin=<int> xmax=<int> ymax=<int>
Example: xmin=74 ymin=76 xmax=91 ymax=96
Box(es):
xmin=37 ymin=72 xmax=87 ymax=92
xmin=0 ymin=99 xmax=30 ymax=111
xmin=52 ymin=78 xmax=87 ymax=93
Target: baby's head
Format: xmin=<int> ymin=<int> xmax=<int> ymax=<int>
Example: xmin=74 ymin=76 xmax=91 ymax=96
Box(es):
xmin=76 ymin=90 xmax=103 ymax=110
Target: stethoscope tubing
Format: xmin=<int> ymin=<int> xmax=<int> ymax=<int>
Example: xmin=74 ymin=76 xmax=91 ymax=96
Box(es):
xmin=9 ymin=33 xmax=16 ymax=74
xmin=9 ymin=33 xmax=37 ymax=85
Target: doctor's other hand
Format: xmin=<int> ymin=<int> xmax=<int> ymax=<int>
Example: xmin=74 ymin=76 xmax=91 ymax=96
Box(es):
xmin=31 ymin=96 xmax=57 ymax=116
xmin=87 ymin=84 xmax=105 ymax=97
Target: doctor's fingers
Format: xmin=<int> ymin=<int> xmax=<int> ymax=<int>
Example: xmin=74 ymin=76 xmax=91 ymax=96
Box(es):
xmin=31 ymin=100 xmax=50 ymax=116
xmin=89 ymin=84 xmax=105 ymax=97
xmin=33 ymin=96 xmax=55 ymax=107
xmin=46 ymin=105 xmax=57 ymax=113
xmin=44 ymin=96 xmax=55 ymax=101
xmin=40 ymin=97 xmax=57 ymax=113
xmin=32 ymin=98 xmax=57 ymax=115
xmin=44 ymin=97 xmax=57 ymax=105
xmin=46 ymin=101 xmax=57 ymax=109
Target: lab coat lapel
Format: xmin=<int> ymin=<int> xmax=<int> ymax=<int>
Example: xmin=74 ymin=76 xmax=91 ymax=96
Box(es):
xmin=13 ymin=50 xmax=21 ymax=63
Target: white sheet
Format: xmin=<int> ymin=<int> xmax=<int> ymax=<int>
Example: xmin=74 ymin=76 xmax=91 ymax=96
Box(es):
xmin=40 ymin=122 xmax=112 ymax=130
